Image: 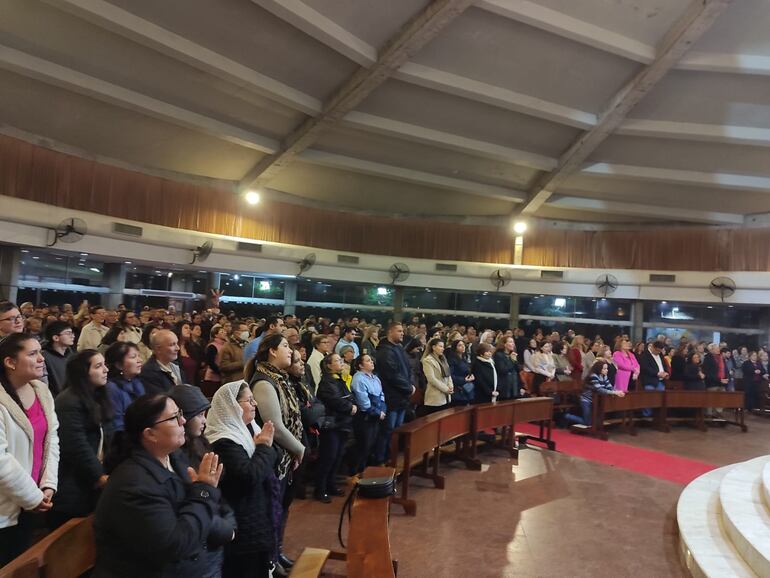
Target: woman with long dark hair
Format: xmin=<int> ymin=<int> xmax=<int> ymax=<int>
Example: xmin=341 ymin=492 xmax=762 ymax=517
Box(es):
xmin=581 ymin=361 xmax=625 ymax=426
xmin=50 ymin=349 xmax=113 ymax=528
xmin=245 ymin=333 xmax=304 ymax=572
xmin=419 ymin=338 xmax=453 ymax=415
xmin=0 ymin=333 xmax=59 ymax=566
xmin=176 ymin=321 xmax=203 ymax=388
xmin=446 ymin=339 xmax=475 ymax=406
xmin=93 ymin=394 xmax=227 ymax=578
xmin=315 ymin=353 xmax=357 ymax=503
xmin=105 ymin=341 xmax=145 ymax=433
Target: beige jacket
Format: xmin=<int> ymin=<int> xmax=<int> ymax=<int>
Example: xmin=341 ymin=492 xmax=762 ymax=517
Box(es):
xmin=421 ymin=354 xmax=453 ymax=407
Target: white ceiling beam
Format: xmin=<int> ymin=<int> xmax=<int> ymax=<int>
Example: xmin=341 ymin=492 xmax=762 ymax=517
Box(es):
xmin=677 ymin=51 xmax=770 ymax=76
xmin=44 ymin=0 xmax=322 ymax=115
xmin=343 ymin=111 xmax=556 ymax=171
xmin=0 ymin=45 xmax=280 ymax=154
xmin=249 ymin=0 xmax=376 ymax=67
xmin=516 ymin=0 xmax=733 ymax=216
xmin=478 ymin=0 xmax=770 ymax=78
xmin=547 ymin=195 xmax=745 ymax=225
xmin=617 ymin=119 xmax=770 ymax=148
xmin=582 ymin=162 xmax=770 ymax=193
xmin=238 ymin=0 xmax=476 ymax=191
xmin=395 ymin=62 xmax=596 ymax=129
xmin=477 ymin=0 xmax=655 ymax=63
xmin=298 ymin=149 xmax=526 ymax=202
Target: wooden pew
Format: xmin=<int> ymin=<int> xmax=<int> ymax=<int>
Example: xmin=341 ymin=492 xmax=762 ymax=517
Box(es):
xmin=470 ymin=401 xmax=516 ymax=460
xmin=664 ymin=390 xmax=747 ymax=432
xmin=512 ymin=397 xmax=556 ymax=453
xmin=348 ymin=466 xmax=397 ymax=578
xmin=0 ymin=516 xmax=94 ymax=578
xmin=290 ymin=548 xmax=331 ymax=578
xmin=292 ymin=467 xmax=397 ymax=578
xmin=591 ymin=391 xmax=666 ymax=440
xmin=389 ymin=406 xmax=474 ymax=516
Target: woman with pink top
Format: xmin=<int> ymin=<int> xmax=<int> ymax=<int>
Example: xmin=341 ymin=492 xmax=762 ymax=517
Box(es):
xmin=613 ymin=338 xmax=640 ymax=392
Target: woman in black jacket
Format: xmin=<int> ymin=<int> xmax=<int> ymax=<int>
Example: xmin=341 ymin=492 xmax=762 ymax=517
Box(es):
xmin=93 ymin=394 xmax=227 ymax=578
xmin=315 ymin=353 xmax=357 ymax=503
xmin=50 ymin=349 xmax=113 ymax=528
xmin=471 ymin=343 xmax=498 ymax=404
xmin=493 ymin=336 xmax=519 ymax=400
xmin=205 ymin=381 xmax=278 ymax=578
xmin=447 ymin=340 xmax=474 ymax=406
xmin=683 ymin=353 xmax=706 ymax=391
xmin=170 ymin=384 xmax=236 ymax=578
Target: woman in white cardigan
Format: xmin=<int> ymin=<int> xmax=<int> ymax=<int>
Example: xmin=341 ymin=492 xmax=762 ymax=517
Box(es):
xmin=0 ymin=333 xmax=59 ymax=565
xmin=419 ymin=338 xmax=454 ymax=416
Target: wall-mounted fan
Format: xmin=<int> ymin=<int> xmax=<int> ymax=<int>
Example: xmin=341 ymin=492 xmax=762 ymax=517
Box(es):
xmin=389 ymin=262 xmax=410 ymax=284
xmin=709 ymin=276 xmax=736 ymax=302
xmin=595 ymin=274 xmax=618 ymax=297
xmin=47 ymin=218 xmax=87 ymax=247
xmin=297 ymin=253 xmax=316 ymax=276
xmin=190 ymin=240 xmax=214 ymax=265
xmin=490 ymin=269 xmax=512 ymax=291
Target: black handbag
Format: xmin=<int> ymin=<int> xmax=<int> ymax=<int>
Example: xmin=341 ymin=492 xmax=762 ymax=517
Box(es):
xmin=356 ymin=475 xmax=396 ymax=498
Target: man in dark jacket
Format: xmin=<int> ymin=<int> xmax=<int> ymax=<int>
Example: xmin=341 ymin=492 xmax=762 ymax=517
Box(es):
xmin=41 ymin=320 xmax=75 ymax=396
xmin=638 ymin=341 xmax=668 ymax=417
xmin=141 ymin=329 xmax=187 ymax=394
xmin=374 ymin=322 xmax=413 ymax=464
xmin=702 ymin=343 xmax=729 ymax=390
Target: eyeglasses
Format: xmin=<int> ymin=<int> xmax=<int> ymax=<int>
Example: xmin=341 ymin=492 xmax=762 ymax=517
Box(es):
xmin=0 ymin=315 xmax=22 ymax=323
xmin=238 ymin=397 xmax=257 ymax=406
xmin=58 ymin=330 xmax=74 ymax=336
xmin=152 ymin=409 xmax=184 ymax=426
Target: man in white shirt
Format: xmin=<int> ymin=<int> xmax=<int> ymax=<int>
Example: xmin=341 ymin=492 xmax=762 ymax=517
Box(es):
xmin=77 ymin=306 xmax=109 ymax=351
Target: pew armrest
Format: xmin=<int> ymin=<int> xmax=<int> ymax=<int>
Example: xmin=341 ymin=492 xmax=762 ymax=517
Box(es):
xmin=290 ymin=547 xmax=331 ymax=578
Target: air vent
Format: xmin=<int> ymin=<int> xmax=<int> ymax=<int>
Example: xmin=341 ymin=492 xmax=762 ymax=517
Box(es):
xmin=236 ymin=242 xmax=262 ymax=253
xmin=112 ymin=222 xmax=143 ymax=237
xmin=540 ymin=270 xmax=564 ymax=279
xmin=650 ymin=274 xmax=676 ymax=283
xmin=337 ymin=254 xmax=359 ymax=264
xmin=435 ymin=263 xmax=457 ymax=272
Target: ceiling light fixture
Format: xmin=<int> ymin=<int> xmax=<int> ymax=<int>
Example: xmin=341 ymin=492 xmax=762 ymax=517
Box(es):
xmin=512 ymin=220 xmax=528 ymax=235
xmin=244 ymin=190 xmax=261 ymax=205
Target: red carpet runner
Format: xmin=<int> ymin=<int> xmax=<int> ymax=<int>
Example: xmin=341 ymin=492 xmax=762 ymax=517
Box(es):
xmin=516 ymin=424 xmax=716 ymax=485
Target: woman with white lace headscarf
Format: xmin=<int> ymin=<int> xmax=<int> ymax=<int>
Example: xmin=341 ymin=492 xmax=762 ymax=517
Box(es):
xmin=206 ymin=381 xmax=278 ymax=578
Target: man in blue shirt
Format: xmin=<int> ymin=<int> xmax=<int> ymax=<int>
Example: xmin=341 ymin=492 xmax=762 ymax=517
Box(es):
xmin=334 ymin=326 xmax=359 ymax=358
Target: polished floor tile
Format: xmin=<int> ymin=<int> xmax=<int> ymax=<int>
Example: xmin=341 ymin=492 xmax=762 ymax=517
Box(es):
xmin=284 ymin=414 xmax=770 ymax=577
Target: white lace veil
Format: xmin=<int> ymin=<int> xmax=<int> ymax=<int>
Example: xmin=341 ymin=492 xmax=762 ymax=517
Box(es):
xmin=205 ymin=380 xmax=259 ymax=457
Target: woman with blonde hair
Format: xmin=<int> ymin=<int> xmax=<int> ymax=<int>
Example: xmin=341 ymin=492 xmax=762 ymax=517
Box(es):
xmin=360 ymin=325 xmax=380 ymax=357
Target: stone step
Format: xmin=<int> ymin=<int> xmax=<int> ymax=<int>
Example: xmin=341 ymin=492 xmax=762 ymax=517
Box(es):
xmin=677 ymin=465 xmax=756 ymax=578
xmin=719 ymin=455 xmax=770 ymax=578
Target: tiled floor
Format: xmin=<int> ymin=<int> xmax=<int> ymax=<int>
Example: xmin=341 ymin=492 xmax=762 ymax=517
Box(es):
xmin=284 ymin=414 xmax=770 ymax=578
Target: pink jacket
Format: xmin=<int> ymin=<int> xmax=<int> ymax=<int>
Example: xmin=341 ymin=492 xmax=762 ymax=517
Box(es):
xmin=613 ymin=350 xmax=640 ymax=392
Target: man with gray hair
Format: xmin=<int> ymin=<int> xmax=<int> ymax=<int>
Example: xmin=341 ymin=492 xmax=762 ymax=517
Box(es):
xmin=139 ymin=329 xmax=187 ymax=394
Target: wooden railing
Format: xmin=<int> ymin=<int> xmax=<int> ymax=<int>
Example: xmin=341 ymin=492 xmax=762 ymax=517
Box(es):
xmin=0 ymin=516 xmax=94 ymax=578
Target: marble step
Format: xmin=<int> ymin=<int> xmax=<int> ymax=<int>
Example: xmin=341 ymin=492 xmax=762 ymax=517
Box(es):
xmin=761 ymin=459 xmax=770 ymax=513
xmin=677 ymin=465 xmax=756 ymax=578
xmin=719 ymin=455 xmax=770 ymax=578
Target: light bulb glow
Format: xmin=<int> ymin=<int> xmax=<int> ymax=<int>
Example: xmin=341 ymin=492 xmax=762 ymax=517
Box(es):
xmin=245 ymin=190 xmax=261 ymax=205
xmin=513 ymin=221 xmax=528 ymax=235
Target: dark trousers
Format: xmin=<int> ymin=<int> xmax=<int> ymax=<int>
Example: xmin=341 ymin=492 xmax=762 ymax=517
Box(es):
xmin=745 ymin=380 xmax=760 ymax=410
xmin=223 ymin=550 xmax=271 ymax=578
xmin=352 ymin=415 xmax=380 ymax=474
xmin=315 ymin=429 xmax=349 ymax=495
xmin=0 ymin=511 xmax=37 ymax=567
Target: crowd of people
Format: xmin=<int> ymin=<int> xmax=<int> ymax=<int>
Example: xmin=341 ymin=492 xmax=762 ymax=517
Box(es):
xmin=0 ymin=298 xmax=766 ymax=576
